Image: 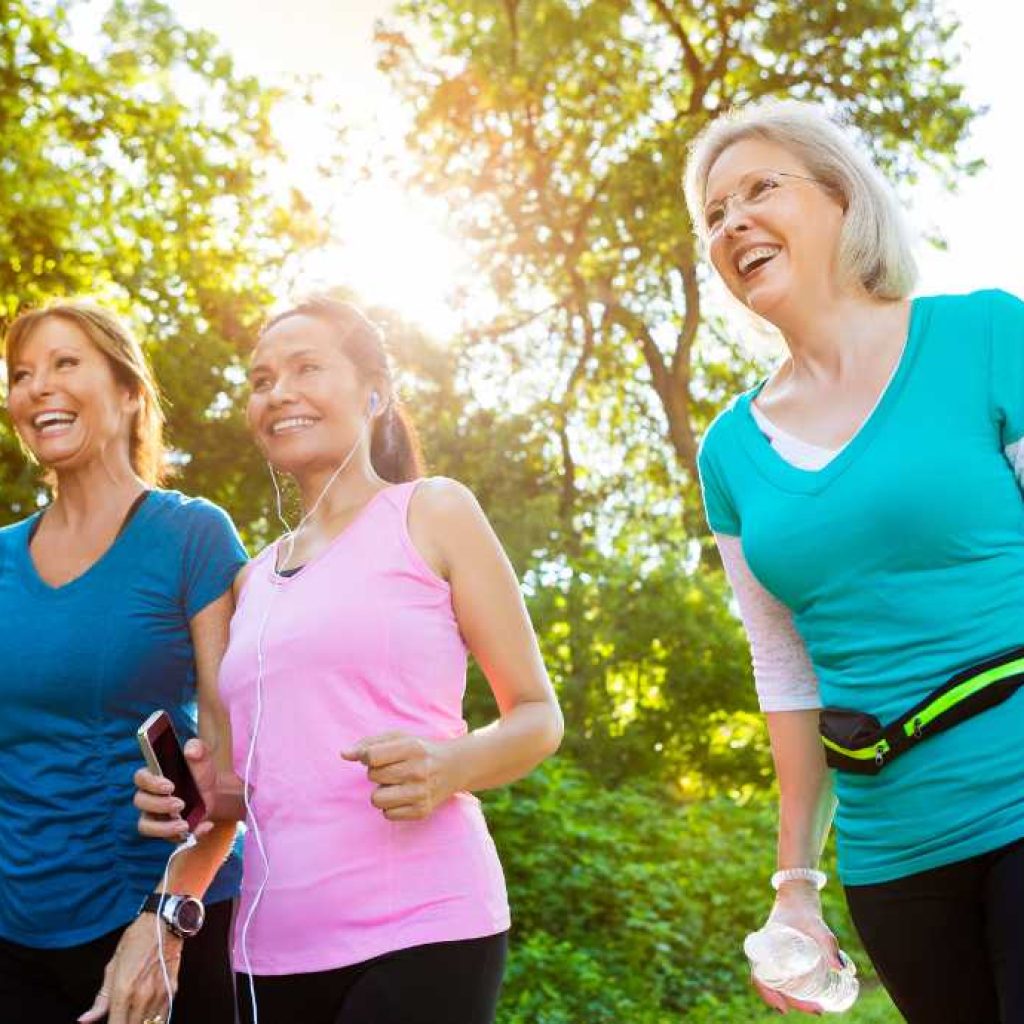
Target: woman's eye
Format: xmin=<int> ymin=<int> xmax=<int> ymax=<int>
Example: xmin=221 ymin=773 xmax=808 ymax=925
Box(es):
xmin=251 ymin=377 xmax=271 ymax=392
xmin=56 ymin=356 xmax=79 ymax=369
xmin=705 ymin=207 xmax=724 ymax=230
xmin=300 ymin=363 xmax=320 ymax=374
xmin=10 ymin=369 xmax=29 ymax=384
xmin=748 ymin=177 xmax=779 ymax=201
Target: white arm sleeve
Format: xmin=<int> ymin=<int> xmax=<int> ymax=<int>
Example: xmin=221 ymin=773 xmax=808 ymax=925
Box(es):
xmin=716 ymin=533 xmax=822 ymax=712
xmin=1006 ymin=439 xmax=1024 ymax=491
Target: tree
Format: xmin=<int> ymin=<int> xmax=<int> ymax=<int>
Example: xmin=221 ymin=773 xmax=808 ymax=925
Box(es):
xmin=378 ymin=0 xmax=976 ymax=526
xmin=0 ymin=0 xmax=326 ymax=524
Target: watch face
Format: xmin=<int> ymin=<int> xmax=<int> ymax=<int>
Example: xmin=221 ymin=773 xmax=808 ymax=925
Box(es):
xmin=174 ymin=897 xmax=205 ymax=936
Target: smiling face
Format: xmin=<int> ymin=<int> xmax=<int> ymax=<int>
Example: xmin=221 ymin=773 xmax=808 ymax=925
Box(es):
xmin=6 ymin=316 xmax=137 ymax=474
xmin=703 ymin=137 xmax=847 ymax=322
xmin=247 ymin=314 xmax=376 ymax=476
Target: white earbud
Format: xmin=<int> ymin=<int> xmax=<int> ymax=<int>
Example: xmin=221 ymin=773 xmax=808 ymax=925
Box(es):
xmin=368 ymin=391 xmax=380 ymax=416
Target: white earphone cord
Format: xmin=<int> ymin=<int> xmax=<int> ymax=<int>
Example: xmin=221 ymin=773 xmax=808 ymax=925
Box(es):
xmin=154 ymin=834 xmax=197 ymax=1024
xmin=242 ymin=409 xmax=375 ymax=1024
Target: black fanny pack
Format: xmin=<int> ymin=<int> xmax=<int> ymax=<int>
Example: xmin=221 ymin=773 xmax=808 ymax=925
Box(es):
xmin=819 ymin=645 xmax=1024 ymax=775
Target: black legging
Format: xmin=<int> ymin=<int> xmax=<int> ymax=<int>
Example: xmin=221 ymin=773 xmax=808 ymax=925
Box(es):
xmin=237 ymin=931 xmax=508 ymax=1024
xmin=0 ymin=897 xmax=236 ymax=1024
xmin=845 ymin=836 xmax=1024 ymax=1024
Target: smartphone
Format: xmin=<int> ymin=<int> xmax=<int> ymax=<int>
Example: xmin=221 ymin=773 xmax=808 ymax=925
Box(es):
xmin=137 ymin=710 xmax=207 ymax=832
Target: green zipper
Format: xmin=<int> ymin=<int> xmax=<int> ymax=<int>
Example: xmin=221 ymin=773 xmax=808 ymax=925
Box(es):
xmin=901 ymin=657 xmax=1024 ymax=737
xmin=822 ymin=736 xmax=891 ymax=765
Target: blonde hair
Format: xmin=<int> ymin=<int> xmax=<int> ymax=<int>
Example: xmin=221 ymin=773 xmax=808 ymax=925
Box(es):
xmin=4 ymin=300 xmax=166 ymax=484
xmin=683 ymin=99 xmax=917 ymax=299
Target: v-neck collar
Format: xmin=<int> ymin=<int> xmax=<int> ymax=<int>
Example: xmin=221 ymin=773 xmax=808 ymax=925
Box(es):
xmin=267 ymin=484 xmax=399 ymax=587
xmin=734 ymin=296 xmax=930 ymax=495
xmin=20 ymin=489 xmax=155 ymax=595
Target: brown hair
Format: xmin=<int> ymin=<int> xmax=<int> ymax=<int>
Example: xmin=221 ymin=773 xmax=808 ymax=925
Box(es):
xmin=4 ymin=300 xmax=166 ymax=484
xmin=260 ymin=297 xmax=423 ymax=483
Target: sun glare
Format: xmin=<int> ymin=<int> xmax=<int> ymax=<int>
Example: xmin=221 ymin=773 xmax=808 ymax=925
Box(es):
xmin=303 ymin=180 xmax=468 ymax=340
xmin=264 ymin=75 xmax=472 ymax=342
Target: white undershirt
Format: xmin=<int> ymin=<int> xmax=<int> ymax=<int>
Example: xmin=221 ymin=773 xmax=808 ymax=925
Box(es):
xmin=718 ymin=409 xmax=1024 ymax=713
xmin=749 ymin=402 xmax=839 ymax=470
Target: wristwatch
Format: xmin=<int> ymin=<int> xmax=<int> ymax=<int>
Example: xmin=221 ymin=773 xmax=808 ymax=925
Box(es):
xmin=138 ymin=893 xmax=206 ymax=938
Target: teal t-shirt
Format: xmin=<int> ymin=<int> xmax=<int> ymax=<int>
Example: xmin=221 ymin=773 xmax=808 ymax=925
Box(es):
xmin=698 ymin=290 xmax=1024 ymax=885
xmin=0 ymin=490 xmax=247 ymax=947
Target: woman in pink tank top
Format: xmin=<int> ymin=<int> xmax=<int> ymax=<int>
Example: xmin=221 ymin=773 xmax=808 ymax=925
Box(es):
xmin=136 ymin=297 xmax=563 ymax=1024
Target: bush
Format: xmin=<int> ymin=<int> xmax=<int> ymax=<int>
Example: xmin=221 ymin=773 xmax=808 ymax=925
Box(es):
xmin=684 ymin=985 xmax=900 ymax=1023
xmin=486 ymin=760 xmax=900 ymax=1022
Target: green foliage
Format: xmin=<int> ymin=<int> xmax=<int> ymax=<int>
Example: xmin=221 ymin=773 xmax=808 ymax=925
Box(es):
xmin=0 ymin=0 xmax=324 ymax=524
xmin=684 ymin=985 xmax=900 ymax=1024
xmin=486 ymin=759 xmax=900 ymax=1022
xmin=523 ymin=552 xmax=768 ymax=789
xmin=380 ymin=0 xmax=977 ymax=521
xmin=0 ymin=6 xmax=968 ymax=1018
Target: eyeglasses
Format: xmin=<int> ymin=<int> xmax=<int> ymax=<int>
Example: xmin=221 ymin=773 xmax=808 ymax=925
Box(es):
xmin=702 ymin=170 xmax=822 ymax=238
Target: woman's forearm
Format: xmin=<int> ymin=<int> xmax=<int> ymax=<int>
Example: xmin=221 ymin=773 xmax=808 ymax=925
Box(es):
xmin=767 ymin=709 xmax=836 ymax=870
xmin=163 ymin=820 xmax=237 ymax=897
xmin=448 ymin=698 xmax=563 ymax=794
xmin=778 ymin=762 xmax=835 ymax=870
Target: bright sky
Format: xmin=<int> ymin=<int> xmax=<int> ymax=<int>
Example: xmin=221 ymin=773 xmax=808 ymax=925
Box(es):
xmin=164 ymin=0 xmax=1023 ymax=336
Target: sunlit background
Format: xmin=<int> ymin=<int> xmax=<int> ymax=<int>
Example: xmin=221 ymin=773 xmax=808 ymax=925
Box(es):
xmin=6 ymin=7 xmax=1019 ymax=1021
xmin=160 ymin=0 xmax=1022 ymax=342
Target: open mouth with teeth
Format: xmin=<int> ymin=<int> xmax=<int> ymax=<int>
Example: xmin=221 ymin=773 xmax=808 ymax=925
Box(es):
xmin=32 ymin=411 xmax=78 ymax=436
xmin=269 ymin=416 xmax=319 ymax=436
xmin=736 ymin=245 xmax=781 ymax=279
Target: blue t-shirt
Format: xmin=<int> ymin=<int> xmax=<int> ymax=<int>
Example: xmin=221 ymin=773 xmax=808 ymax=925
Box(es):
xmin=698 ymin=290 xmax=1024 ymax=885
xmin=0 ymin=489 xmax=247 ymax=947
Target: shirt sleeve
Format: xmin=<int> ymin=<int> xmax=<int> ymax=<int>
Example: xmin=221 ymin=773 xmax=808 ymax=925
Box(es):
xmin=716 ymin=533 xmax=821 ymax=713
xmin=697 ymin=429 xmax=741 ymax=536
xmin=180 ymin=499 xmax=248 ymax=620
xmin=989 ymin=289 xmax=1024 ymax=448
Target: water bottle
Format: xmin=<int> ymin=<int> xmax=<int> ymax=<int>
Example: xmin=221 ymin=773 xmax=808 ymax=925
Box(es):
xmin=744 ymin=922 xmax=859 ymax=1012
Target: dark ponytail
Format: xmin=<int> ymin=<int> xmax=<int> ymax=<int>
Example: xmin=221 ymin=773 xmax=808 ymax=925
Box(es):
xmin=370 ymin=401 xmax=423 ymax=483
xmin=260 ymin=296 xmax=423 ymax=483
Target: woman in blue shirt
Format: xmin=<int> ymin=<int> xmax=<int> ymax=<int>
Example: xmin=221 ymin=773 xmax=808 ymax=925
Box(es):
xmin=684 ymin=100 xmax=1024 ymax=1022
xmin=0 ymin=300 xmax=246 ymax=1023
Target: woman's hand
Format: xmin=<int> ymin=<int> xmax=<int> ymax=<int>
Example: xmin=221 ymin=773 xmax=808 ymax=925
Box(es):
xmin=751 ymin=880 xmax=844 ymax=1015
xmin=78 ymin=914 xmax=182 ymax=1024
xmin=134 ymin=738 xmax=219 ymax=841
xmin=343 ymin=731 xmax=462 ymax=821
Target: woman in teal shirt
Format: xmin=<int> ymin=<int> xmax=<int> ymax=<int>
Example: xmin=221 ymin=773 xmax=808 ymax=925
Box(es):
xmin=0 ymin=300 xmax=245 ymax=1024
xmin=684 ymin=100 xmax=1024 ymax=1022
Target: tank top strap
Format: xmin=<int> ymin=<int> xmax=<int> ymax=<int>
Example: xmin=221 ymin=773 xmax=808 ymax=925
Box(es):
xmin=378 ymin=478 xmax=424 ymax=524
xmin=234 ymin=540 xmax=278 ymax=605
xmin=250 ymin=540 xmax=279 ymax=571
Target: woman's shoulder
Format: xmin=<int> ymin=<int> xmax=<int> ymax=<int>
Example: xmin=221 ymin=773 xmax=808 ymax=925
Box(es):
xmin=145 ymin=489 xmax=239 ymax=535
xmin=0 ymin=511 xmax=39 ymax=536
xmin=401 ymin=476 xmax=482 ymax=526
xmin=699 ymin=387 xmax=757 ymax=467
xmin=398 ymin=477 xmax=488 ymax=556
xmin=0 ymin=512 xmax=38 ymax=552
xmin=405 ymin=475 xmax=475 ymax=506
xmin=915 ymin=288 xmax=1023 ymax=319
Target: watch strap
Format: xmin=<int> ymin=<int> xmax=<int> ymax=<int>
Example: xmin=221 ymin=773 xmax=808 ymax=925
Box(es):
xmin=137 ymin=892 xmax=203 ymax=937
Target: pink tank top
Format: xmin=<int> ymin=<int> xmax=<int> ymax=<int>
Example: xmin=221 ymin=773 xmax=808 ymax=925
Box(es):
xmin=219 ymin=481 xmax=510 ymax=974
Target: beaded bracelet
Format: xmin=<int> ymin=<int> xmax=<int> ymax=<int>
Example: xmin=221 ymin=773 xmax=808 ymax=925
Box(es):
xmin=771 ymin=867 xmax=827 ymax=891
